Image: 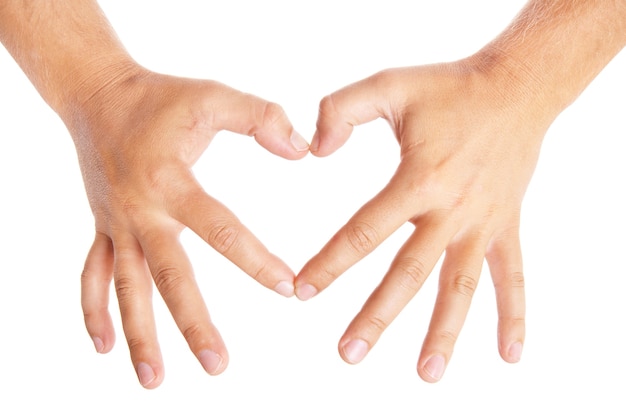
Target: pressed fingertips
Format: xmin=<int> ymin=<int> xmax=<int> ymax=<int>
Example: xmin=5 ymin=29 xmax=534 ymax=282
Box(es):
xmin=290 ymin=131 xmax=310 ymax=152
xmin=295 ymin=283 xmax=318 ymax=301
xmin=342 ymin=339 xmax=369 ymax=364
xmin=198 ymin=349 xmax=225 ymax=375
xmin=310 ymin=131 xmax=320 ymax=153
xmin=274 ymin=280 xmax=295 ymax=298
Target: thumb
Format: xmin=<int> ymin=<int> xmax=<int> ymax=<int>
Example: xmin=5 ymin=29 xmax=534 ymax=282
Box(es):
xmin=311 ymin=71 xmax=396 ymax=157
xmin=206 ymin=82 xmax=309 ymax=160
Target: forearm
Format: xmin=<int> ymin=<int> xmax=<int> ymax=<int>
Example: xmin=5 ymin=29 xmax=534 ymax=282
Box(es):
xmin=472 ymin=0 xmax=626 ymax=121
xmin=0 ymin=0 xmax=137 ymax=118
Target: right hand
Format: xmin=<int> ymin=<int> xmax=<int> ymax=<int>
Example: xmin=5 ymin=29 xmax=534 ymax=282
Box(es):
xmin=295 ymin=60 xmax=551 ymax=382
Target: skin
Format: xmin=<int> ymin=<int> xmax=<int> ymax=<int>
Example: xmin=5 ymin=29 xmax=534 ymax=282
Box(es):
xmin=1 ymin=0 xmax=625 ymax=390
xmin=295 ymin=0 xmax=626 ymax=382
xmin=0 ymin=1 xmax=308 ymax=388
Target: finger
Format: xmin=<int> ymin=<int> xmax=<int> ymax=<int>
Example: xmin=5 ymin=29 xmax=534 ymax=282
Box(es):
xmin=338 ymin=217 xmax=452 ymax=365
xmin=417 ymin=234 xmax=487 ymax=383
xmin=205 ymin=84 xmax=309 ymax=159
xmin=138 ymin=223 xmax=228 ymax=376
xmin=81 ymin=232 xmax=115 ymax=354
xmin=486 ymin=229 xmax=525 ymax=364
xmin=295 ymin=175 xmax=418 ymax=300
xmin=311 ymin=70 xmax=399 ymax=157
xmin=171 ymin=182 xmax=296 ymax=298
xmin=113 ymin=233 xmax=164 ymax=389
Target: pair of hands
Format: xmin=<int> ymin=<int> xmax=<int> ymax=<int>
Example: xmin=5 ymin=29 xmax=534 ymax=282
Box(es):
xmin=73 ymin=59 xmax=547 ymax=388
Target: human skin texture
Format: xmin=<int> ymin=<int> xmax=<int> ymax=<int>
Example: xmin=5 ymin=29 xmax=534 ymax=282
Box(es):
xmin=295 ymin=0 xmax=626 ymax=382
xmin=1 ymin=0 xmax=625 ymax=390
xmin=0 ymin=0 xmax=309 ymax=389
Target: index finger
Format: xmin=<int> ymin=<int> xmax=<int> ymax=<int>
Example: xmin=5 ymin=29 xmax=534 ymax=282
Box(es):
xmin=170 ymin=179 xmax=296 ymax=297
xmin=295 ymin=176 xmax=419 ymax=300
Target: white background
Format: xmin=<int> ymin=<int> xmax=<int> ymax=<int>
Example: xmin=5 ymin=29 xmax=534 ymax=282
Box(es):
xmin=1 ymin=1 xmax=625 ymax=415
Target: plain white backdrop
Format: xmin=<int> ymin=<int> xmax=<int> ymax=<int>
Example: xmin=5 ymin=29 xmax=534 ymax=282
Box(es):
xmin=1 ymin=1 xmax=625 ymax=415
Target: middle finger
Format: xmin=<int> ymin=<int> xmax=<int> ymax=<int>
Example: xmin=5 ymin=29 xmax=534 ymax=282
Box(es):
xmin=338 ymin=215 xmax=454 ymax=364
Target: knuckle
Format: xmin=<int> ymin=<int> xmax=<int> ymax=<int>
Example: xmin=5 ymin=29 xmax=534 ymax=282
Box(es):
xmin=206 ymin=222 xmax=239 ymax=254
xmin=114 ymin=274 xmax=139 ymax=304
xmin=253 ymin=261 xmax=270 ymax=284
xmin=494 ymin=271 xmax=525 ymax=293
xmin=394 ymin=256 xmax=429 ymax=292
xmin=306 ymin=258 xmax=339 ymax=287
xmin=82 ymin=310 xmax=100 ymax=324
xmin=344 ymin=221 xmax=378 ymax=256
xmin=260 ymin=101 xmax=285 ymax=129
xmin=436 ymin=329 xmax=459 ymax=348
xmin=126 ymin=336 xmax=149 ymax=353
xmin=118 ymin=196 xmax=143 ymax=221
xmin=507 ymin=272 xmax=525 ymax=288
xmin=371 ymin=69 xmax=396 ymax=90
xmin=505 ymin=316 xmax=525 ymax=325
xmin=451 ymin=271 xmax=478 ymax=297
xmin=319 ymin=262 xmax=338 ymax=283
xmin=153 ymin=266 xmax=185 ymax=298
xmin=181 ymin=323 xmax=206 ymax=345
xmin=82 ymin=302 xmax=109 ymax=320
xmin=363 ymin=314 xmax=389 ymax=334
xmin=318 ymin=93 xmax=338 ymax=118
xmin=80 ymin=268 xmax=92 ymax=285
xmin=81 ymin=264 xmax=111 ymax=286
xmin=499 ymin=316 xmax=525 ymax=335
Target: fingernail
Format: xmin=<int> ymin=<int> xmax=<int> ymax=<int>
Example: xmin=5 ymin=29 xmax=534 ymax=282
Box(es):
xmin=508 ymin=342 xmax=523 ymax=363
xmin=343 ymin=339 xmax=369 ymax=364
xmin=310 ymin=131 xmax=320 ymax=153
xmin=296 ymin=283 xmax=318 ymax=301
xmin=423 ymin=355 xmax=446 ymax=381
xmin=92 ymin=336 xmax=104 ymax=353
xmin=137 ymin=362 xmax=156 ymax=387
xmin=274 ymin=281 xmax=294 ymax=297
xmin=198 ymin=349 xmax=224 ymax=375
xmin=290 ymin=131 xmax=309 ymax=152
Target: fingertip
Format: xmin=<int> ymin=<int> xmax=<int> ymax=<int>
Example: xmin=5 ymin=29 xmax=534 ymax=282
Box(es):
xmin=91 ymin=336 xmax=105 ymax=353
xmin=255 ymin=130 xmax=309 ymax=160
xmin=83 ymin=308 xmax=116 ymax=355
xmin=198 ymin=349 xmax=228 ymax=375
xmin=274 ymin=280 xmax=295 ymax=298
xmin=503 ymin=341 xmax=523 ymax=363
xmin=419 ymin=354 xmax=447 ymax=383
xmin=252 ymin=102 xmax=309 ymax=159
xmin=294 ymin=283 xmax=318 ymax=301
xmin=290 ymin=130 xmax=310 ymax=153
xmin=254 ymin=254 xmax=298 ymax=297
xmin=340 ymin=339 xmax=369 ymax=364
xmin=309 ymin=127 xmax=351 ymax=157
xmin=136 ymin=362 xmax=164 ymax=389
xmin=84 ymin=311 xmax=116 ymax=352
xmin=90 ymin=331 xmax=115 ymax=354
xmin=309 ymin=130 xmax=321 ymax=155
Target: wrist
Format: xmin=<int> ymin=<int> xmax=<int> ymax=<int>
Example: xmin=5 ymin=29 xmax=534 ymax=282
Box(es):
xmin=58 ymin=58 xmax=154 ymax=142
xmin=54 ymin=55 xmax=144 ymax=121
xmin=465 ymin=1 xmax=626 ymax=129
xmin=465 ymin=46 xmax=560 ymax=126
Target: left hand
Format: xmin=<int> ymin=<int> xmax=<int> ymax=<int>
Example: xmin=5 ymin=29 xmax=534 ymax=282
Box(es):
xmin=71 ymin=66 xmax=309 ymax=388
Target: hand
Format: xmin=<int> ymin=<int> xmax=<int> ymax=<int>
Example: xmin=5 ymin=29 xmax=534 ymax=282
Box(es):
xmin=72 ymin=66 xmax=309 ymax=388
xmin=295 ymin=60 xmax=552 ymax=382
